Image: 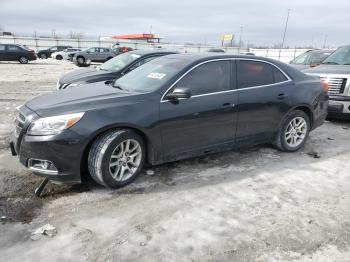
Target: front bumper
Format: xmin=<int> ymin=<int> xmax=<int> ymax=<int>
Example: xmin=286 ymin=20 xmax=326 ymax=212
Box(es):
xmin=328 ymin=95 xmax=350 ymax=119
xmin=10 ymin=108 xmax=85 ymax=185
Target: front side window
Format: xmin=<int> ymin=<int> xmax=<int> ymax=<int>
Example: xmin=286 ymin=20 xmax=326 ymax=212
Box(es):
xmin=0 ymin=45 xmax=5 ymax=51
xmin=173 ymin=61 xmax=231 ymax=96
xmin=87 ymin=47 xmax=98 ymax=53
xmin=49 ymin=47 xmax=58 ymax=51
xmin=237 ymin=60 xmax=287 ymax=89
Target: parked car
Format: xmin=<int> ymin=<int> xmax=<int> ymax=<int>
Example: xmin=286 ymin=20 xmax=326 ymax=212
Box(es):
xmin=0 ymin=44 xmax=37 ymax=64
xmin=57 ymin=50 xmax=177 ymax=89
xmin=73 ymin=47 xmax=118 ymax=66
xmin=51 ymin=48 xmax=82 ymax=60
xmin=303 ymin=45 xmax=350 ymax=118
xmin=208 ymin=48 xmax=225 ymax=53
xmin=37 ymin=45 xmax=72 ymax=59
xmin=290 ymin=50 xmax=332 ymax=70
xmin=10 ymin=54 xmax=328 ymax=189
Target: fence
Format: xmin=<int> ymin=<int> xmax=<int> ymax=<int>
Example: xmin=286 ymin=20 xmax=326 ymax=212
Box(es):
xmin=0 ymin=36 xmax=307 ymax=62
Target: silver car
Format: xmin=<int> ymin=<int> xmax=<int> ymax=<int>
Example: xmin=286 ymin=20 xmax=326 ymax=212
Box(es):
xmin=73 ymin=47 xmax=117 ymax=66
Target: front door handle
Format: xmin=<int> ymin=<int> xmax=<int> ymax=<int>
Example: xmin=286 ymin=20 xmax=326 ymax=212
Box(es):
xmin=278 ymin=93 xmax=288 ymax=100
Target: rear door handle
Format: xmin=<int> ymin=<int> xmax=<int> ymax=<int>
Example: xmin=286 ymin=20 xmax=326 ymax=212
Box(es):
xmin=278 ymin=93 xmax=288 ymax=99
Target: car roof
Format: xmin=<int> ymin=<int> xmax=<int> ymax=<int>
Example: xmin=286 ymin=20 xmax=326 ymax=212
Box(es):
xmin=127 ymin=49 xmax=178 ymax=56
xmin=161 ymin=53 xmax=309 ymax=81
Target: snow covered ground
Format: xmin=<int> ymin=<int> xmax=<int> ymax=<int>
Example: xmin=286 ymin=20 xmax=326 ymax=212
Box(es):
xmin=0 ymin=60 xmax=349 ymax=261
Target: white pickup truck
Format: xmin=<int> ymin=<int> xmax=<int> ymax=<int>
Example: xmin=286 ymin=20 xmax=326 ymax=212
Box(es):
xmin=304 ymin=45 xmax=350 ymax=119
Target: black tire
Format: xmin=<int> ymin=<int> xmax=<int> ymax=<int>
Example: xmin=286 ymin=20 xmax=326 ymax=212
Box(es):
xmin=40 ymin=53 xmax=47 ymax=59
xmin=88 ymin=129 xmax=146 ymax=188
xmin=76 ymin=56 xmax=85 ymax=67
xmin=273 ymin=110 xmax=310 ymax=152
xmin=56 ymin=55 xmax=63 ymax=60
xmin=18 ymin=56 xmax=29 ymax=64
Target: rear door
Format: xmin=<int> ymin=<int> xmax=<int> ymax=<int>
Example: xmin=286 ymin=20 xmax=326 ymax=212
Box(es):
xmin=159 ymin=60 xmax=238 ymax=160
xmin=235 ymin=59 xmax=294 ymax=144
xmin=0 ymin=45 xmax=6 ymax=61
xmin=5 ymin=45 xmax=22 ymax=61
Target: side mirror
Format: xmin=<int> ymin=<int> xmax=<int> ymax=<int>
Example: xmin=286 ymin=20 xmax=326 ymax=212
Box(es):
xmin=165 ymin=87 xmax=191 ymax=101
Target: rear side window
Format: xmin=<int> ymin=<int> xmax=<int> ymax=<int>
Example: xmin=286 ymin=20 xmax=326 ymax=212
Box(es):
xmin=7 ymin=45 xmax=21 ymax=52
xmin=174 ymin=60 xmax=231 ymax=96
xmin=237 ymin=60 xmax=287 ymax=89
xmin=0 ymin=45 xmax=5 ymax=51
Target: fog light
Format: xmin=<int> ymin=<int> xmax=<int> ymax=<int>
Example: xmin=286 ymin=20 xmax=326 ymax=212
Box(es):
xmin=28 ymin=159 xmax=58 ymax=175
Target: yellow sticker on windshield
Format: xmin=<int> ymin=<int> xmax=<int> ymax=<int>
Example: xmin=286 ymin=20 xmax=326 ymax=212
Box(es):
xmin=147 ymin=73 xmax=166 ymax=79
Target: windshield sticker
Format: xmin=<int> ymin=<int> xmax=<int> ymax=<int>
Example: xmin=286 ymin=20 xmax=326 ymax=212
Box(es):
xmin=147 ymin=73 xmax=166 ymax=79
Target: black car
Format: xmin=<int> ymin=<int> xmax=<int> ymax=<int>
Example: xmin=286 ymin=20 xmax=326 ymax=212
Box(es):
xmin=10 ymin=54 xmax=328 ymax=190
xmin=37 ymin=45 xmax=72 ymax=59
xmin=0 ymin=44 xmax=37 ymax=64
xmin=57 ymin=50 xmax=177 ymax=89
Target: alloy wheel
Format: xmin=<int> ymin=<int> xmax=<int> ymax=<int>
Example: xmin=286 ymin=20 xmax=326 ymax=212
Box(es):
xmin=109 ymin=139 xmax=142 ymax=182
xmin=284 ymin=117 xmax=307 ymax=148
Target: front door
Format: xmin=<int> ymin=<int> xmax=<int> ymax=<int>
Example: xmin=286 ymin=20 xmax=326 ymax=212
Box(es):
xmin=159 ymin=60 xmax=238 ymax=161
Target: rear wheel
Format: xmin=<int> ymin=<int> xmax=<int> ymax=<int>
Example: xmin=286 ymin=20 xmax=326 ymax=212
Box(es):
xmin=19 ymin=56 xmax=29 ymax=64
xmin=88 ymin=129 xmax=145 ymax=188
xmin=273 ymin=110 xmax=310 ymax=152
xmin=56 ymin=55 xmax=63 ymax=60
xmin=40 ymin=53 xmax=47 ymax=59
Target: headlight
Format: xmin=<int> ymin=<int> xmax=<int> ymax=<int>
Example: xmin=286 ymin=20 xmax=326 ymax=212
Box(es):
xmin=27 ymin=112 xmax=85 ymax=136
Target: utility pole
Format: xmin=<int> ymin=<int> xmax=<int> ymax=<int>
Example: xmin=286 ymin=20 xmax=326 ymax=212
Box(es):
xmin=238 ymin=26 xmax=243 ymax=53
xmin=323 ymin=35 xmax=328 ymax=48
xmin=279 ymin=8 xmax=291 ymax=60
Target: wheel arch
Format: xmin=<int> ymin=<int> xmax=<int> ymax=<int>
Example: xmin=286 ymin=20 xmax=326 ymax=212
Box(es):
xmin=79 ymin=125 xmax=154 ymax=181
xmin=290 ymin=104 xmax=314 ymax=129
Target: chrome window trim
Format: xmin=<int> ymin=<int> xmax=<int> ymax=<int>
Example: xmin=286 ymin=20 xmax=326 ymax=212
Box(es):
xmin=160 ymin=58 xmax=292 ymax=102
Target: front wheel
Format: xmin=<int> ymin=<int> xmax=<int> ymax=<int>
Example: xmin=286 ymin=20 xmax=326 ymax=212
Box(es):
xmin=56 ymin=55 xmax=63 ymax=60
xmin=40 ymin=53 xmax=47 ymax=59
xmin=88 ymin=129 xmax=145 ymax=188
xmin=273 ymin=110 xmax=310 ymax=152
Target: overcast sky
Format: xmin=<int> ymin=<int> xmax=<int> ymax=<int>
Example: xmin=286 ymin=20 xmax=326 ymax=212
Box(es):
xmin=1 ymin=0 xmax=349 ymax=47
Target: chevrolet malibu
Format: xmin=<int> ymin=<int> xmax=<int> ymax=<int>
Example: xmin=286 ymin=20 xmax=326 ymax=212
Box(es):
xmin=10 ymin=54 xmax=329 ymax=189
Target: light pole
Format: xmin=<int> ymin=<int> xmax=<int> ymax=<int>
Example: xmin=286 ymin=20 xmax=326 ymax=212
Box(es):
xmin=238 ymin=26 xmax=243 ymax=53
xmin=279 ymin=8 xmax=291 ymax=60
xmin=323 ymin=35 xmax=328 ymax=48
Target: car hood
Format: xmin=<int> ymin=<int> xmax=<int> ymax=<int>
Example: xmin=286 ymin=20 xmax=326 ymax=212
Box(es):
xmin=303 ymin=64 xmax=350 ymax=75
xmin=26 ymin=82 xmax=145 ymax=117
xmin=59 ymin=67 xmax=117 ymax=84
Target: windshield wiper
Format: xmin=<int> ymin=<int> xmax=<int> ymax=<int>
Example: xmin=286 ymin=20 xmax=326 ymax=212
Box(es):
xmin=322 ymin=61 xmax=339 ymax=65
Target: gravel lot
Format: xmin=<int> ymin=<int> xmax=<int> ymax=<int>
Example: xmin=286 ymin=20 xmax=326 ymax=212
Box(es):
xmin=0 ymin=60 xmax=350 ymax=262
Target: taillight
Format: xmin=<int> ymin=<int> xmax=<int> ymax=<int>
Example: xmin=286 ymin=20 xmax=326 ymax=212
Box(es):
xmin=321 ymin=80 xmax=329 ymax=92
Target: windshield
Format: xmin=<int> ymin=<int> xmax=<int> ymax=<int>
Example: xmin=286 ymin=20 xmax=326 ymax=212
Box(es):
xmin=291 ymin=52 xmax=309 ymax=64
xmin=100 ymin=52 xmax=141 ymax=71
xmin=113 ymin=57 xmax=186 ymax=93
xmin=322 ymin=46 xmax=350 ymax=65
